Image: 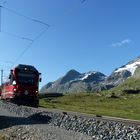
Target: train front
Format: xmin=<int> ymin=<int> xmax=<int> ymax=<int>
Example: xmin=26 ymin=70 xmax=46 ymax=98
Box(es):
xmin=10 ymin=64 xmax=41 ymax=107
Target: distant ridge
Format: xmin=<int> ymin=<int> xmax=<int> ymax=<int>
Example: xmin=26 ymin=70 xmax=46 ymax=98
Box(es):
xmin=40 ymin=56 xmax=140 ymax=93
xmin=40 ymin=70 xmax=106 ymax=93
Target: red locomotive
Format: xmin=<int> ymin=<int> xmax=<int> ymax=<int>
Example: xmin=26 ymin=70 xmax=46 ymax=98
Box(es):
xmin=0 ymin=64 xmax=41 ymax=107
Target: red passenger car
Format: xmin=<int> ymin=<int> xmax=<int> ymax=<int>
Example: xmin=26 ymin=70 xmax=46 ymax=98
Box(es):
xmin=0 ymin=64 xmax=41 ymax=107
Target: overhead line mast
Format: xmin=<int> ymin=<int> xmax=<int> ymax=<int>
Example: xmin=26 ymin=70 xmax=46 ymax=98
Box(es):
xmin=1 ymin=69 xmax=3 ymax=85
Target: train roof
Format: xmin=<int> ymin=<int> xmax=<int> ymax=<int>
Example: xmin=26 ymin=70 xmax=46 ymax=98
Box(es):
xmin=15 ymin=64 xmax=39 ymax=72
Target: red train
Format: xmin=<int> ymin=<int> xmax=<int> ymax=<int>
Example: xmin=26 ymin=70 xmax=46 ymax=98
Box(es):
xmin=0 ymin=64 xmax=41 ymax=107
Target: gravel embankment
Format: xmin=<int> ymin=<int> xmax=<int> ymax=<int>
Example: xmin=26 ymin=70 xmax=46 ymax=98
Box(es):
xmin=0 ymin=101 xmax=92 ymax=140
xmin=0 ymin=100 xmax=140 ymax=140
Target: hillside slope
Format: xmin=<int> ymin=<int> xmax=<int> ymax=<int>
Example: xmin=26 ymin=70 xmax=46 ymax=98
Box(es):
xmin=108 ymin=66 xmax=140 ymax=95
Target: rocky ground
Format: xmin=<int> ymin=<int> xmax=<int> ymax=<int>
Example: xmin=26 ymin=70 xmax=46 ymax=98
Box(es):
xmin=0 ymin=101 xmax=92 ymax=140
xmin=0 ymin=100 xmax=140 ymax=140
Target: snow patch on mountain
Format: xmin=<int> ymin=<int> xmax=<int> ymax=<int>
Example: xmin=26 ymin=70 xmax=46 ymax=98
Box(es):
xmin=114 ymin=59 xmax=140 ymax=75
xmin=68 ymin=71 xmax=106 ymax=83
xmin=67 ymin=71 xmax=96 ymax=83
xmin=81 ymin=71 xmax=96 ymax=80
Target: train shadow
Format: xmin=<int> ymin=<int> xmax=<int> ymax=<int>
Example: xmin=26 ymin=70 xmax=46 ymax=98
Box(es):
xmin=0 ymin=112 xmax=52 ymax=129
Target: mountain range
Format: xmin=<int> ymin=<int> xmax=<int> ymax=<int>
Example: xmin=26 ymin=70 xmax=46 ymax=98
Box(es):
xmin=40 ymin=56 xmax=140 ymax=93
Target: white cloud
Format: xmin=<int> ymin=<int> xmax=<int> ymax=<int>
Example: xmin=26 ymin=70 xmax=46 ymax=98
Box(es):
xmin=111 ymin=39 xmax=131 ymax=48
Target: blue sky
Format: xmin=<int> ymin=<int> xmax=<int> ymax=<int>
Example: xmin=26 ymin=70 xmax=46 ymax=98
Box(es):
xmin=0 ymin=0 xmax=140 ymax=88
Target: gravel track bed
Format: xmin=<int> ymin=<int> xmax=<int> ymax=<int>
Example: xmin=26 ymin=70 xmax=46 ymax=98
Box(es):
xmin=0 ymin=101 xmax=92 ymax=140
xmin=0 ymin=101 xmax=140 ymax=140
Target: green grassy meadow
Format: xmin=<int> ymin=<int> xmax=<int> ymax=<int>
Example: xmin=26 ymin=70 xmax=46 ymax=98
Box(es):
xmin=39 ymin=76 xmax=140 ymax=120
xmin=39 ymin=92 xmax=140 ymax=120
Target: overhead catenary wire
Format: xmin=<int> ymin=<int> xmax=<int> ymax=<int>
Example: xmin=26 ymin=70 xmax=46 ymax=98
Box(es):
xmin=12 ymin=28 xmax=49 ymax=65
xmin=0 ymin=0 xmax=7 ymax=5
xmin=0 ymin=4 xmax=49 ymax=44
xmin=0 ymin=3 xmax=50 ymax=84
xmin=13 ymin=41 xmax=34 ymax=65
xmin=1 ymin=5 xmax=50 ymax=27
xmin=0 ymin=1 xmax=7 ymax=32
xmin=81 ymin=0 xmax=86 ymax=3
xmin=1 ymin=30 xmax=34 ymax=42
xmin=0 ymin=2 xmax=50 ymax=83
xmin=0 ymin=60 xmax=14 ymax=65
xmin=0 ymin=5 xmax=50 ymax=66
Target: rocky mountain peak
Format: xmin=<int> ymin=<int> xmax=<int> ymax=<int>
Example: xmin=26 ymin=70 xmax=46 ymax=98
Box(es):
xmin=40 ymin=69 xmax=107 ymax=93
xmin=60 ymin=69 xmax=81 ymax=84
xmin=82 ymin=71 xmax=106 ymax=83
xmin=65 ymin=69 xmax=81 ymax=77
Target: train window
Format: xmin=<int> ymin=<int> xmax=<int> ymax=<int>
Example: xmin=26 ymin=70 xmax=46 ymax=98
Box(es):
xmin=9 ymin=74 xmax=11 ymax=79
xmin=17 ymin=72 xmax=35 ymax=85
xmin=9 ymin=73 xmax=15 ymax=85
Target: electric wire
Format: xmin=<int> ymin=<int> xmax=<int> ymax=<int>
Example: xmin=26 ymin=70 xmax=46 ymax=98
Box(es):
xmin=12 ymin=28 xmax=49 ymax=65
xmin=0 ymin=0 xmax=7 ymax=5
xmin=0 ymin=60 xmax=14 ymax=65
xmin=0 ymin=3 xmax=50 ymax=76
xmin=1 ymin=30 xmax=34 ymax=42
xmin=1 ymin=6 xmax=50 ymax=27
xmin=13 ymin=41 xmax=34 ymax=65
xmin=0 ymin=5 xmax=50 ymax=66
xmin=81 ymin=0 xmax=86 ymax=3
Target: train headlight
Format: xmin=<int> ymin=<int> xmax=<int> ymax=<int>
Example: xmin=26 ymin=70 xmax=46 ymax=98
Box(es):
xmin=13 ymin=88 xmax=17 ymax=92
xmin=12 ymin=80 xmax=16 ymax=86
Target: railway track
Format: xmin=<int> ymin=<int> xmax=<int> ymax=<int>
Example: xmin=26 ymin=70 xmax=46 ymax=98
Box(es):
xmin=38 ymin=107 xmax=140 ymax=126
xmin=0 ymin=101 xmax=140 ymax=139
xmin=1 ymin=100 xmax=140 ymax=126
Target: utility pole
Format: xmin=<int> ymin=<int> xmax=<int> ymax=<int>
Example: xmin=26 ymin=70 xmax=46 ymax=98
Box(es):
xmin=1 ymin=69 xmax=3 ymax=85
